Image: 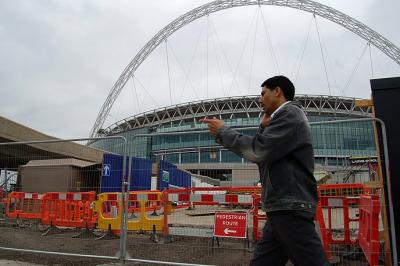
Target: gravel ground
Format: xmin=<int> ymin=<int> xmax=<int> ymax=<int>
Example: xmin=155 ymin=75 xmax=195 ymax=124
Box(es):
xmin=0 ymin=222 xmax=253 ymax=266
xmin=0 ymin=206 xmax=379 ymax=266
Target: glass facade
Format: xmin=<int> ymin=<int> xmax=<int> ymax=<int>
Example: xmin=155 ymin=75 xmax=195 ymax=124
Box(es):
xmin=221 ymin=150 xmax=242 ymax=163
xmin=181 ymin=152 xmax=199 ymax=163
xmin=200 ymin=150 xmax=220 ymax=163
xmin=90 ymin=101 xmax=376 ymax=167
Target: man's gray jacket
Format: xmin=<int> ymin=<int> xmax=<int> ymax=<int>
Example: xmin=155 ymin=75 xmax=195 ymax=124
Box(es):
xmin=216 ymin=101 xmax=318 ymax=213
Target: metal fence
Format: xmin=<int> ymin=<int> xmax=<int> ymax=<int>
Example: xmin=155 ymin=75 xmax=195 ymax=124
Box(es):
xmin=0 ymin=118 xmax=397 ymax=266
xmin=0 ymin=136 xmax=129 ymax=264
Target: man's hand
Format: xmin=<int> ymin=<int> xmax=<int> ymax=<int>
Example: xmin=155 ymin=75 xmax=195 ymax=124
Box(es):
xmin=200 ymin=117 xmax=224 ymax=136
xmin=260 ymin=113 xmax=271 ymax=128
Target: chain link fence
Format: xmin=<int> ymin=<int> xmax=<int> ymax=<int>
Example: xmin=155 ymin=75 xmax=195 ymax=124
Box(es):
xmin=0 ymin=118 xmax=396 ymax=265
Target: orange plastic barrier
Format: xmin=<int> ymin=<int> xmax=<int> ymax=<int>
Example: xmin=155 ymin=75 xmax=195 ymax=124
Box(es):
xmin=40 ymin=192 xmax=97 ymax=229
xmin=6 ymin=192 xmax=41 ymax=219
xmin=316 ymin=201 xmax=333 ymax=262
xmin=250 ymin=194 xmax=266 ymax=242
xmin=318 ymin=183 xmax=365 ymax=197
xmin=317 ymin=196 xmax=359 ymax=245
xmin=358 ymin=195 xmax=380 ymax=266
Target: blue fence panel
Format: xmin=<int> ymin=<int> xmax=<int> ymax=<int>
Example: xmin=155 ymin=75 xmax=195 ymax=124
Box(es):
xmin=158 ymin=160 xmax=177 ymax=190
xmin=183 ymin=171 xmax=192 ymax=188
xmin=101 ymin=153 xmax=129 ymax=192
xmin=169 ymin=168 xmax=179 ymax=188
xmin=130 ymin=157 xmax=152 ymax=191
xmin=169 ymin=168 xmax=192 ymax=189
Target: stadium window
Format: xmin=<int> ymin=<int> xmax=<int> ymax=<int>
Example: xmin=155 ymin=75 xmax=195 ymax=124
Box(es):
xmin=181 ymin=152 xmax=199 ymax=164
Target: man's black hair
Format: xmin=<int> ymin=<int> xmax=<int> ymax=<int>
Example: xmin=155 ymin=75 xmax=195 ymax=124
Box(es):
xmin=261 ymin=75 xmax=295 ymax=101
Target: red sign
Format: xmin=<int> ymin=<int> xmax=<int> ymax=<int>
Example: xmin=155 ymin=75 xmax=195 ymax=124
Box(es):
xmin=213 ymin=212 xmax=247 ymax=238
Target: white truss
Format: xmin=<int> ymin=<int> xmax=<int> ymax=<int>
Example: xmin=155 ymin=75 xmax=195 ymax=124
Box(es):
xmin=90 ymin=0 xmax=400 ymax=137
xmin=101 ymin=94 xmax=371 ymax=135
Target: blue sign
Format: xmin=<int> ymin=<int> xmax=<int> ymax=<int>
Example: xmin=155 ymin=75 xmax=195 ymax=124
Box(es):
xmin=102 ymin=164 xmax=111 ymax=177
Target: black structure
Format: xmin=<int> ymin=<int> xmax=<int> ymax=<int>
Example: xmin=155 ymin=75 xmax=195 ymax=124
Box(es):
xmin=371 ymin=77 xmax=400 ymax=265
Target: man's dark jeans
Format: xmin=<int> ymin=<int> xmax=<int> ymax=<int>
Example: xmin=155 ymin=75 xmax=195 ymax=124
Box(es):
xmin=250 ymin=210 xmax=330 ymax=266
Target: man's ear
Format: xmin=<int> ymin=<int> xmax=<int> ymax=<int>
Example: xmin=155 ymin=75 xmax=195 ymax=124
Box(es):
xmin=274 ymin=86 xmax=282 ymax=97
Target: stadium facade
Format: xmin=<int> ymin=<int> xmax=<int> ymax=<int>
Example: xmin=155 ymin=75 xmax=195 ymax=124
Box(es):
xmin=90 ymin=94 xmax=376 ymax=186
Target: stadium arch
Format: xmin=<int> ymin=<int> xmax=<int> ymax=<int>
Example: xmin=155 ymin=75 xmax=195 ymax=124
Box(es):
xmin=90 ymin=0 xmax=400 ymax=137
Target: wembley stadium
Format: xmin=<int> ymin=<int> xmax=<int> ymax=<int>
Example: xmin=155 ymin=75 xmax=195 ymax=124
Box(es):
xmin=89 ymin=94 xmax=376 ymax=186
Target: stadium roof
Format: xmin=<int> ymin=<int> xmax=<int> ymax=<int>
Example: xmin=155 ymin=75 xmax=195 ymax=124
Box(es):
xmin=101 ymin=94 xmax=372 ymax=136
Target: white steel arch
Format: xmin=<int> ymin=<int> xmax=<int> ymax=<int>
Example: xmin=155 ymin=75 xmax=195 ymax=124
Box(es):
xmin=90 ymin=0 xmax=400 ymax=137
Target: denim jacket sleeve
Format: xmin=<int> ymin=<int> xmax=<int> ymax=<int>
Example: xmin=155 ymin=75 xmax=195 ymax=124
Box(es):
xmin=216 ymin=108 xmax=298 ymax=164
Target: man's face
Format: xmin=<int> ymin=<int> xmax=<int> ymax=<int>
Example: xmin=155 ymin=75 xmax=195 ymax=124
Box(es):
xmin=259 ymin=86 xmax=278 ymax=115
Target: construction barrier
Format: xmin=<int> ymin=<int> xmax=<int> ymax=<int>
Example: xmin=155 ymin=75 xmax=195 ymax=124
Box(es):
xmin=94 ymin=192 xmax=122 ymax=232
xmin=40 ymin=192 xmax=97 ymax=229
xmin=6 ymin=192 xmax=41 ymax=219
xmin=94 ymin=191 xmax=164 ymax=233
xmin=127 ymin=191 xmax=164 ymax=231
xmin=128 ymin=190 xmax=162 ymax=213
xmin=316 ymin=200 xmax=333 ymax=262
xmin=162 ymin=187 xmax=257 ymax=237
xmin=250 ymin=194 xmax=266 ymax=242
xmin=167 ymin=186 xmax=259 ymax=209
xmin=358 ymin=195 xmax=380 ymax=266
xmin=4 ymin=187 xmax=383 ymax=265
xmin=317 ymin=196 xmax=360 ymax=246
xmin=318 ymin=183 xmax=365 ymax=197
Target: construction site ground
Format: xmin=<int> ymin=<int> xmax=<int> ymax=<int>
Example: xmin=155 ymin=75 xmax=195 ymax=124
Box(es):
xmin=0 ymin=205 xmax=373 ymax=265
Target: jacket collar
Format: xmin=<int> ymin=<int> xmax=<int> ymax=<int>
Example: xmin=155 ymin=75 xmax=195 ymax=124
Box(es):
xmin=270 ymin=101 xmax=291 ymax=120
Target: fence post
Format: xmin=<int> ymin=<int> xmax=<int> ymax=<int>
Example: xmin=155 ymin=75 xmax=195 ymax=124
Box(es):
xmin=119 ymin=139 xmax=129 ymax=263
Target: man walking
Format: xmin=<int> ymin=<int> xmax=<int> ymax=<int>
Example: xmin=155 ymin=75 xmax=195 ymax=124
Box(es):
xmin=201 ymin=76 xmax=330 ymax=266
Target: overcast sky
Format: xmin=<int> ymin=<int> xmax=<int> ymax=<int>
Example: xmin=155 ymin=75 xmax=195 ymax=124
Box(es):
xmin=1 ymin=0 xmax=399 ymax=138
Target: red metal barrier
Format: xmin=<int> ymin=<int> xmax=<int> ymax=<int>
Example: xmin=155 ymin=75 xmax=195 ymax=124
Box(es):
xmin=358 ymin=195 xmax=380 ymax=266
xmin=40 ymin=192 xmax=97 ymax=229
xmin=5 ymin=192 xmax=41 ymax=219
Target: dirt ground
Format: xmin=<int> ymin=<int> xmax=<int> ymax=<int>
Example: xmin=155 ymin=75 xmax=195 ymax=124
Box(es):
xmin=0 ymin=205 xmax=377 ymax=266
xmin=0 ymin=221 xmax=254 ymax=266
xmin=0 ymin=224 xmax=375 ymax=266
